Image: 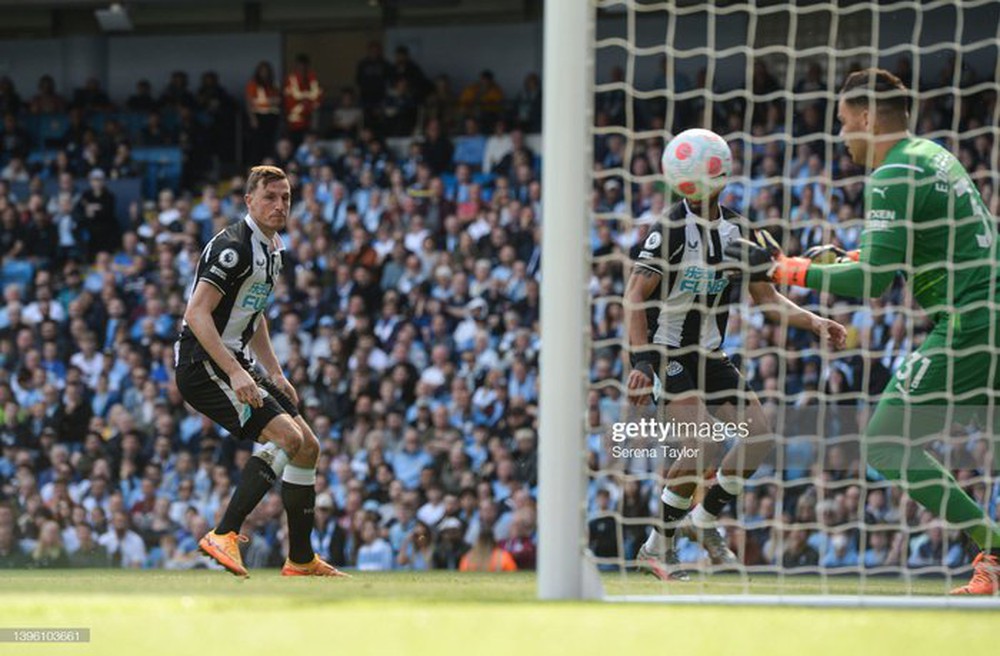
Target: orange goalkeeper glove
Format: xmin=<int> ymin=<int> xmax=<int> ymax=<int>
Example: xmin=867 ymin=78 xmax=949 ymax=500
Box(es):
xmin=724 ymin=229 xmax=812 ymax=286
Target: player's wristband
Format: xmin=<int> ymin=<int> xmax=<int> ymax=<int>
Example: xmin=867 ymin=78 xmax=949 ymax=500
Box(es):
xmin=771 ymin=256 xmax=811 ymax=287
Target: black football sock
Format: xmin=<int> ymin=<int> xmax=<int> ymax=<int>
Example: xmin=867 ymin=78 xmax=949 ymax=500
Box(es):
xmin=216 ymin=455 xmax=277 ymax=535
xmin=702 ymin=483 xmax=738 ymax=518
xmin=660 ymin=500 xmax=690 ymax=539
xmin=282 ymin=482 xmax=316 ymax=564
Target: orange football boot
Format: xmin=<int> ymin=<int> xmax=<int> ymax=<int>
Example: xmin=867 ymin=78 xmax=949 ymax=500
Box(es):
xmin=281 ymin=555 xmax=351 ymax=577
xmin=949 ymin=553 xmax=1000 ymax=595
xmin=198 ymin=530 xmax=250 ymax=577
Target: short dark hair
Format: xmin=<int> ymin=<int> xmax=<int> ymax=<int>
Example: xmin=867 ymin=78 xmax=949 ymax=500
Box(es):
xmin=840 ymin=67 xmax=909 ymax=118
xmin=245 ymin=165 xmax=287 ymax=194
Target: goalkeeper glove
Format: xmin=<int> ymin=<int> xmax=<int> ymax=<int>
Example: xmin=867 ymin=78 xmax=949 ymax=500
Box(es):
xmin=802 ymin=244 xmax=860 ymax=264
xmin=723 ymin=229 xmax=812 ymax=286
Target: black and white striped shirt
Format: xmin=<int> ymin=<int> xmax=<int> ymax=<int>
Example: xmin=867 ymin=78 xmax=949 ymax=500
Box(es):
xmin=630 ymin=200 xmax=745 ymax=351
xmin=175 ymin=214 xmax=285 ymax=366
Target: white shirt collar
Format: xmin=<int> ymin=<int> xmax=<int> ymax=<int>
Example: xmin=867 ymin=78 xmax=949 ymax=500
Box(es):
xmin=243 ymin=214 xmax=286 ymax=252
xmin=682 ymin=199 xmax=726 ymax=225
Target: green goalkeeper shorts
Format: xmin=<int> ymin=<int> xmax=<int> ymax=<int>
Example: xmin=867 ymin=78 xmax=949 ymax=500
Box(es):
xmin=866 ymin=317 xmax=1000 ymax=469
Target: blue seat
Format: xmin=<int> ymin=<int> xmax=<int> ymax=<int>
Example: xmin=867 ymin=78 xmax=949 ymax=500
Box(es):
xmin=33 ymin=113 xmax=70 ymax=148
xmin=133 ymin=146 xmax=183 ymax=195
xmin=1 ymin=259 xmax=35 ymax=288
xmin=26 ymin=149 xmax=60 ymax=167
xmin=473 ymin=172 xmax=496 ymax=187
xmin=121 ymin=112 xmax=150 ymax=142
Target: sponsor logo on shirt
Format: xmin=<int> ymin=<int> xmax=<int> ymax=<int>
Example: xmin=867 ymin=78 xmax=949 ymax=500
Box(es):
xmin=241 ymin=282 xmax=272 ymax=311
xmin=867 ymin=209 xmax=895 ymax=220
xmin=678 ymin=265 xmax=729 ymax=294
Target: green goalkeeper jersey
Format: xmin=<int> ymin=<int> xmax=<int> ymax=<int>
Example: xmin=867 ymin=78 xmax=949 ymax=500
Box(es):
xmin=805 ymin=136 xmax=999 ymax=329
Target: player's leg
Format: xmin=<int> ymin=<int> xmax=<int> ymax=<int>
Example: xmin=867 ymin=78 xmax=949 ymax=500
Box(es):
xmin=636 ymin=394 xmax=710 ymax=579
xmin=279 ymin=417 xmax=348 ymax=577
xmin=865 ymin=327 xmax=1000 ymax=594
xmin=253 ymin=375 xmax=348 ymax=577
xmin=175 ymin=361 xmax=301 ymax=576
xmin=636 ymin=354 xmax=721 ymax=578
xmin=699 ymin=390 xmax=773 ymax=527
xmin=681 ymin=356 xmax=771 ymax=566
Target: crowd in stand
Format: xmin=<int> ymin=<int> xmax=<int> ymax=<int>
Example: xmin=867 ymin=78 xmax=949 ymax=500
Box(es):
xmin=0 ymin=43 xmax=997 ymax=575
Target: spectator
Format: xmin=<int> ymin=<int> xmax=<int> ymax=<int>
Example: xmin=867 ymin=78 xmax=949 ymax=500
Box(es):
xmin=245 ymin=61 xmax=282 ymax=165
xmin=397 ymin=519 xmax=434 ymax=570
xmin=29 ymin=74 xmax=67 ymax=114
xmin=355 ymin=41 xmax=391 ymax=126
xmin=331 ymin=87 xmax=363 ymax=138
xmin=126 ymin=79 xmax=158 ymax=113
xmin=284 ymin=54 xmax=323 ymax=146
xmin=452 ymin=117 xmax=486 ymax=171
xmin=458 ymin=70 xmax=505 ymax=130
xmin=392 ymin=428 xmax=433 ymax=491
xmin=431 ymin=516 xmax=467 ymax=570
xmin=30 ymin=520 xmax=70 ymax=568
xmin=420 ymin=118 xmax=454 ymax=175
xmin=68 ymin=523 xmax=108 ymax=567
xmin=0 ymin=76 xmax=21 ymax=115
xmin=459 ymin=527 xmax=516 ymax=572
xmin=311 ymin=492 xmax=347 ymax=567
xmin=498 ymin=510 xmax=536 ymax=570
xmin=0 ymin=521 xmax=27 ymax=568
xmin=98 ymin=510 xmax=146 ymax=568
xmin=159 ymin=70 xmax=196 ymax=110
xmin=77 ymin=168 xmax=119 ymax=257
xmin=511 ymin=72 xmax=542 ymax=132
xmin=424 ymin=74 xmax=457 ymax=132
xmin=355 ymin=518 xmax=393 ymax=571
xmin=782 ymin=529 xmax=820 ymax=569
xmin=72 ymin=77 xmax=113 ymax=112
xmin=391 ymin=46 xmax=432 ymax=104
xmin=1 ymin=114 xmax=30 ymax=159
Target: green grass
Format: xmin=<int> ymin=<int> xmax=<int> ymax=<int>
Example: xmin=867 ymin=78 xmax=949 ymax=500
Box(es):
xmin=0 ymin=570 xmax=996 ymax=656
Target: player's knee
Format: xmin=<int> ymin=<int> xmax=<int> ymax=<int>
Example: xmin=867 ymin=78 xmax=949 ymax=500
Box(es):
xmin=297 ymin=427 xmax=319 ymax=465
xmin=262 ymin=417 xmax=303 ymax=458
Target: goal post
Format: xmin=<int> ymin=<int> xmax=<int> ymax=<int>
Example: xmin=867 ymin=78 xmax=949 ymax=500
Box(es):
xmin=538 ymin=0 xmax=596 ymax=600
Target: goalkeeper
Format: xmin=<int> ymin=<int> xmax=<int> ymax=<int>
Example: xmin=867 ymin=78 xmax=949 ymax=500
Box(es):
xmin=737 ymin=67 xmax=1000 ymax=595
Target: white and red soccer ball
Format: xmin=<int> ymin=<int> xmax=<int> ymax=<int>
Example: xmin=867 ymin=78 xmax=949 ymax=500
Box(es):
xmin=661 ymin=128 xmax=733 ymax=200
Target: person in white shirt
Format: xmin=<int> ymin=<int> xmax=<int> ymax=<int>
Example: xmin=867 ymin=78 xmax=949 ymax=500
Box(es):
xmin=98 ymin=510 xmax=147 ymax=568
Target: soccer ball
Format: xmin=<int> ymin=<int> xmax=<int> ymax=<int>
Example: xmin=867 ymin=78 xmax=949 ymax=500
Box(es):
xmin=661 ymin=128 xmax=733 ymax=200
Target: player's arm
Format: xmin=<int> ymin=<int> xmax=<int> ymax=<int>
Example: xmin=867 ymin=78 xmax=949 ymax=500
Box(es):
xmin=624 ymin=264 xmax=661 ymax=406
xmin=183 ymin=281 xmax=264 ymax=408
xmin=730 ymin=195 xmax=904 ymax=298
xmin=748 ymin=282 xmax=846 ymax=349
xmin=249 ymin=318 xmax=299 ymax=406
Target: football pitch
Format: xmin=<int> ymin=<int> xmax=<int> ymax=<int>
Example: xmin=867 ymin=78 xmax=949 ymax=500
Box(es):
xmin=0 ymin=571 xmax=996 ymax=656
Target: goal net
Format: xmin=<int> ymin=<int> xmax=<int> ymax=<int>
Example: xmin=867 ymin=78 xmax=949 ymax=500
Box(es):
xmin=539 ymin=0 xmax=1000 ymax=605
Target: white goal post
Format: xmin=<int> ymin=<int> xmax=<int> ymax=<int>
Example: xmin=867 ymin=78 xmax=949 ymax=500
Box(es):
xmin=538 ymin=0 xmax=595 ymax=601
